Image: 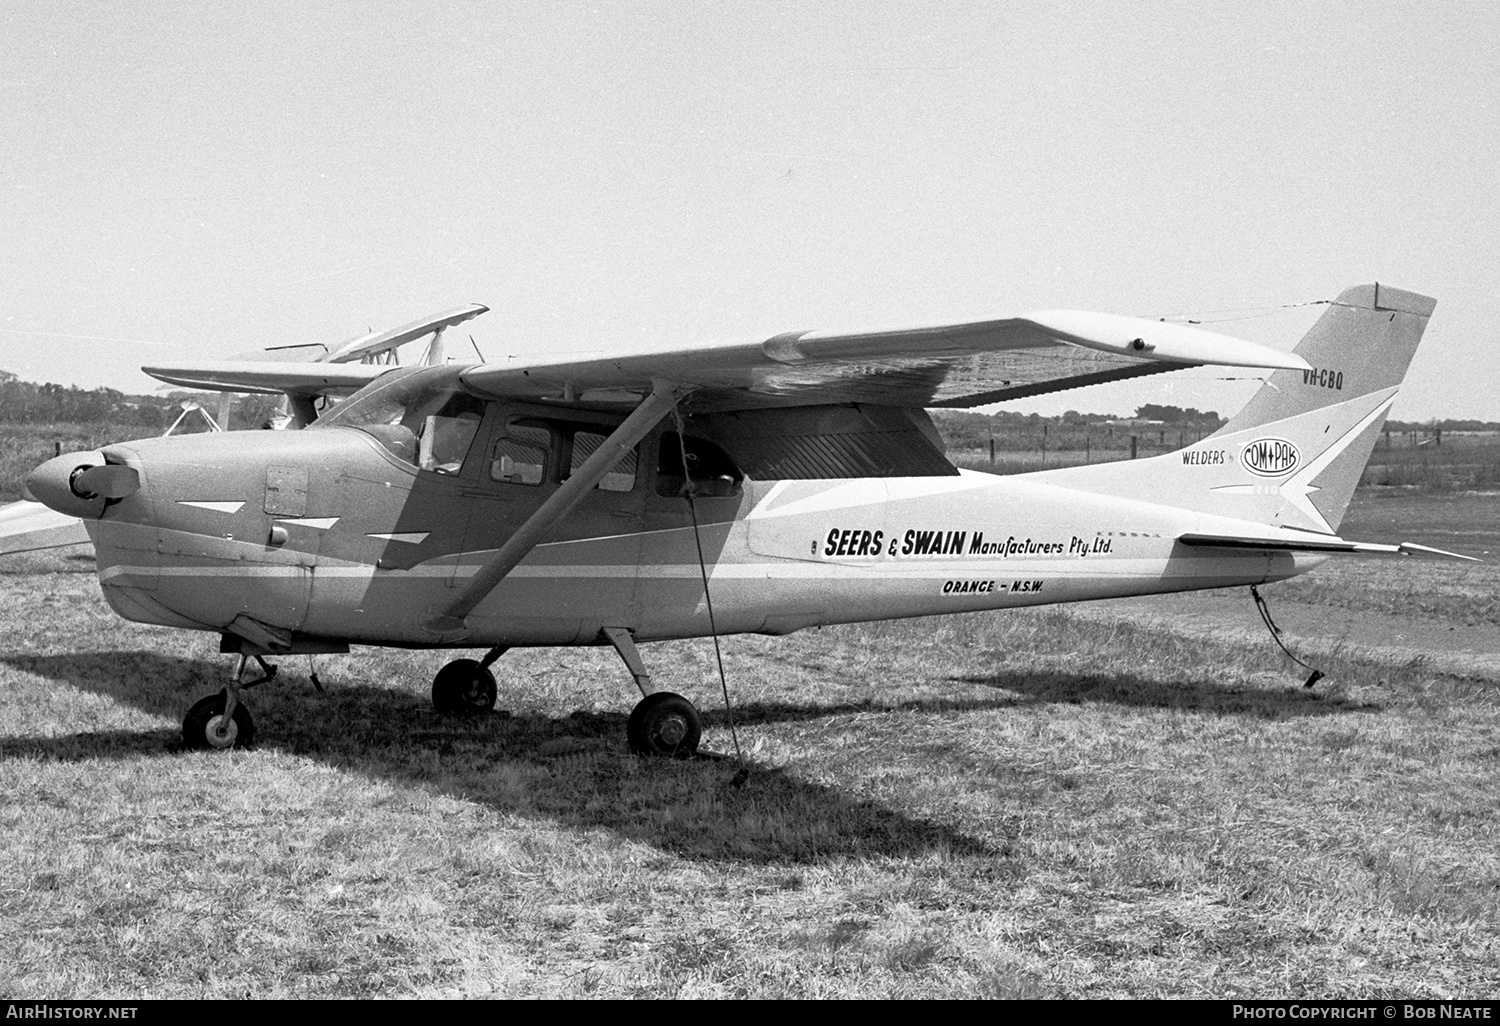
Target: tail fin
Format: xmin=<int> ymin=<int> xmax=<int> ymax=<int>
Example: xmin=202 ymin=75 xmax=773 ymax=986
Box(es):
xmin=1031 ymin=283 xmax=1436 ymax=533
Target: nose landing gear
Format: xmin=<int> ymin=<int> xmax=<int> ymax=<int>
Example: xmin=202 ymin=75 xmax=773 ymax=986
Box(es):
xmin=182 ymin=653 xmax=277 ymax=751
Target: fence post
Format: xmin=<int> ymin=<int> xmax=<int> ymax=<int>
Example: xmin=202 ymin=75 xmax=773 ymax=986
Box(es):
xmin=1130 ymin=435 xmax=1138 ymax=460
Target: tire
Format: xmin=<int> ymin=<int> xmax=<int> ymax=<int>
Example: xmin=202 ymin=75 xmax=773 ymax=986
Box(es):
xmin=432 ymin=659 xmax=498 ymax=715
xmin=626 ymin=691 xmax=702 ymax=758
xmin=182 ymin=693 xmax=255 ymax=751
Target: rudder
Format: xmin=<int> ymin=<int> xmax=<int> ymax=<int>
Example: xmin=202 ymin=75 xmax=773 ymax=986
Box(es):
xmin=1217 ymin=283 xmax=1434 ymax=436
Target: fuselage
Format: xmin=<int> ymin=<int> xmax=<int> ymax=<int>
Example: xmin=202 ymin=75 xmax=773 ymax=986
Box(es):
xmin=36 ymin=415 xmax=1322 ymax=651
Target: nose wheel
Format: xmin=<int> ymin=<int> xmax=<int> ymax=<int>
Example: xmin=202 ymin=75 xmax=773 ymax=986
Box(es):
xmin=182 ymin=690 xmax=256 ymax=750
xmin=182 ymin=652 xmax=278 ymax=751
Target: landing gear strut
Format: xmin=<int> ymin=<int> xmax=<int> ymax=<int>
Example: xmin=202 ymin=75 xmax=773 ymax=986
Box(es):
xmin=183 ymin=653 xmax=276 ymax=751
xmin=431 ymin=646 xmax=506 ymax=714
xmin=603 ymin=626 xmax=704 ymax=758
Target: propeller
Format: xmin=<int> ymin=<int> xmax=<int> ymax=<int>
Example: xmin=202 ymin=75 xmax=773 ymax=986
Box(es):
xmin=70 ymin=464 xmax=140 ymax=500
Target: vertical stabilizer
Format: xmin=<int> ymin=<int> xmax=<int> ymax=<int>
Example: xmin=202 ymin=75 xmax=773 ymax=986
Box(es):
xmin=1029 ymin=284 xmax=1435 ymax=533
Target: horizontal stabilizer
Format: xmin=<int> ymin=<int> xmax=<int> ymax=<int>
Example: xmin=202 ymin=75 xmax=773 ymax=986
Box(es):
xmin=1178 ymin=532 xmax=1477 ymax=561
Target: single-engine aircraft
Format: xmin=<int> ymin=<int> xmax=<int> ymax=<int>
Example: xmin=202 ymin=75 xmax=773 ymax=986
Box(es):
xmin=24 ymin=283 xmax=1464 ymax=757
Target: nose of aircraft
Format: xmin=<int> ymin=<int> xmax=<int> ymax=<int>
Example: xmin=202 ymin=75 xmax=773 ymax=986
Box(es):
xmin=25 ymin=450 xmax=140 ymax=518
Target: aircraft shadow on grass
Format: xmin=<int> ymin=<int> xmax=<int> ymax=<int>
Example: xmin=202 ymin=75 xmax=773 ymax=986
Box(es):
xmin=0 ymin=649 xmax=1005 ymax=864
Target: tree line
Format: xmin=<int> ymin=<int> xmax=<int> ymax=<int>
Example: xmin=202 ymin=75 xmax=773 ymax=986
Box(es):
xmin=0 ymin=370 xmax=168 ymax=428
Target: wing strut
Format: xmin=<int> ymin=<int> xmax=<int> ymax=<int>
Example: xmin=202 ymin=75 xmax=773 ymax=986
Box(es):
xmin=421 ymin=381 xmax=683 ymax=641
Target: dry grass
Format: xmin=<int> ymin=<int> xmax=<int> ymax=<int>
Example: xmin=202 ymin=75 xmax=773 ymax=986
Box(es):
xmin=1266 ymin=560 xmax=1500 ymax=627
xmin=2 ymin=534 xmax=1498 ymax=998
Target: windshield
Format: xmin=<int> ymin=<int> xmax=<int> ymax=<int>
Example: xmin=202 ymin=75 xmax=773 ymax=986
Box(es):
xmin=316 ymin=367 xmax=485 ymax=474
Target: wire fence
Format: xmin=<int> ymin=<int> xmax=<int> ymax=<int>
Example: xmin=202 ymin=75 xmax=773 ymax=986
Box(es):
xmin=945 ymin=423 xmax=1500 ymax=492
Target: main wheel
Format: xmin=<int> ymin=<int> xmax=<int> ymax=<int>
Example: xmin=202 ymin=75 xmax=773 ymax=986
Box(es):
xmin=626 ymin=692 xmax=702 ymax=758
xmin=432 ymin=659 xmax=497 ymax=715
xmin=183 ymin=693 xmax=255 ymax=751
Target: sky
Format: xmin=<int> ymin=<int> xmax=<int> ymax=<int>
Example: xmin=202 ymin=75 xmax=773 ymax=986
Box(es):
xmin=2 ymin=0 xmax=1497 ymax=421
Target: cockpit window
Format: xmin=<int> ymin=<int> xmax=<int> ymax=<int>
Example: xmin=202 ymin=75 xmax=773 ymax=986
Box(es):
xmin=315 ymin=368 xmax=485 ymax=474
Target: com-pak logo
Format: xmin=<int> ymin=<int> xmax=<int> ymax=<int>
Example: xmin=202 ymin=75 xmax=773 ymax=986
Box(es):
xmin=1241 ymin=437 xmax=1300 ymax=477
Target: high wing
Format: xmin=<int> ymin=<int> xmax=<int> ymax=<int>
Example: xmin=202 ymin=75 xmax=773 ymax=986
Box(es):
xmin=457 ymin=310 xmax=1310 ymax=410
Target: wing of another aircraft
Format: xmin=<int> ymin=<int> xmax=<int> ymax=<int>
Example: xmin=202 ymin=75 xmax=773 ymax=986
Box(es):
xmin=457 ymin=310 xmax=1310 ymax=411
xmin=140 ymin=304 xmax=489 ymax=398
xmin=0 ymin=501 xmax=89 ymax=555
xmin=324 ymin=304 xmax=489 ymax=363
xmin=139 ymin=361 xmax=388 ymax=396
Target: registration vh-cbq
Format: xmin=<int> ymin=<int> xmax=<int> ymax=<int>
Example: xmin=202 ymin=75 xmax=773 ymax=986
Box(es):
xmin=24 ymin=283 xmax=1465 ymax=757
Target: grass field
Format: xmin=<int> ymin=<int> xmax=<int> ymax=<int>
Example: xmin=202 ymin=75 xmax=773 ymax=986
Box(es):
xmin=1 ymin=495 xmax=1497 ymax=998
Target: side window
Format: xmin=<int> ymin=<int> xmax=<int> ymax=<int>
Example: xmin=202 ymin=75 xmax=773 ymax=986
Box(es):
xmin=657 ymin=433 xmax=743 ymax=498
xmin=417 ymin=399 xmax=485 ymax=475
xmin=570 ymin=431 xmax=637 ymax=492
xmin=491 ymin=420 xmax=551 ymax=486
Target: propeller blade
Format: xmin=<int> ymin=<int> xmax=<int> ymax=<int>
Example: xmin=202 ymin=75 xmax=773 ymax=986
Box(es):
xmin=71 ymin=464 xmax=140 ymax=500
